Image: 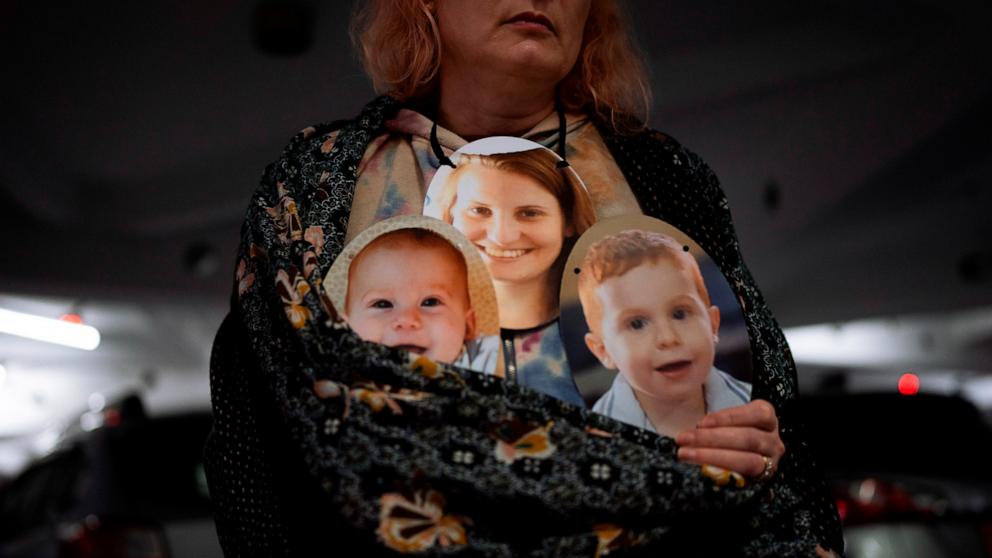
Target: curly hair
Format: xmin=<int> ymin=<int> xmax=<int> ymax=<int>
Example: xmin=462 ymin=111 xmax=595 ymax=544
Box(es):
xmin=350 ymin=0 xmax=651 ymax=133
xmin=578 ymin=230 xmax=711 ymax=335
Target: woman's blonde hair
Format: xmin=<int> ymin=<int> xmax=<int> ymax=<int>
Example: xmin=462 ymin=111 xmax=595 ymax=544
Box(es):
xmin=350 ymin=0 xmax=651 ymax=133
xmin=435 ymin=148 xmax=597 ymax=238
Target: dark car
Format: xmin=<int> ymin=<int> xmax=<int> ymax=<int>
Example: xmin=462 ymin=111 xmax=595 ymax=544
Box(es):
xmin=799 ymin=392 xmax=992 ymax=557
xmin=0 ymin=396 xmax=223 ymax=558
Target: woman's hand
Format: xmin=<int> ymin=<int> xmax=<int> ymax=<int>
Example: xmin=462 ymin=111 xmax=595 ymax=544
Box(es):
xmin=675 ymin=399 xmax=785 ymax=480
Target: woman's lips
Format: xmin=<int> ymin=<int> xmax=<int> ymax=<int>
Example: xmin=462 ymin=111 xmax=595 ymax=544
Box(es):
xmin=504 ymin=12 xmax=555 ymax=33
xmin=477 ymin=245 xmax=532 ymax=259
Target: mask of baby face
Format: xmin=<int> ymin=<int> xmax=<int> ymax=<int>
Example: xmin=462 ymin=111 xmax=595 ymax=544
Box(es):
xmin=450 ymin=165 xmax=570 ymax=285
xmin=345 ymin=238 xmax=475 ymax=364
xmin=589 ymin=260 xmax=720 ymax=403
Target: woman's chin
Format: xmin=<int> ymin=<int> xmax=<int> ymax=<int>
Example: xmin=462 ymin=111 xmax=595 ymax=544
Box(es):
xmin=488 ymin=267 xmax=545 ymax=285
xmin=481 ymin=252 xmax=529 ymax=264
xmin=482 ymin=38 xmax=568 ymax=78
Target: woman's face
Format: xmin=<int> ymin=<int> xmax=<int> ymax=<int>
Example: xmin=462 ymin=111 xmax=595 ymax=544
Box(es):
xmin=436 ymin=0 xmax=591 ymax=83
xmin=450 ymin=166 xmax=571 ymax=285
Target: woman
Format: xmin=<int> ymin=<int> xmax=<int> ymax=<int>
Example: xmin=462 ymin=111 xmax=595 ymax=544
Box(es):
xmin=429 ymin=146 xmax=596 ymax=329
xmin=205 ymin=1 xmax=842 ymax=556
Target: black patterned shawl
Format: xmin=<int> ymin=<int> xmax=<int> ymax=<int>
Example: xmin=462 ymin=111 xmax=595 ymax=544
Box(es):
xmin=204 ymin=95 xmax=844 ymax=557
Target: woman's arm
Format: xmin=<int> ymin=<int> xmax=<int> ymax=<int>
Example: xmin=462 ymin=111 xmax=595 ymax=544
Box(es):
xmin=204 ymin=312 xmax=291 ymax=557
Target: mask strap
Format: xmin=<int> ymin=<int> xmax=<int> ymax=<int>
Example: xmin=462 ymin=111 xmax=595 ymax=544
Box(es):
xmin=429 ymin=103 xmax=569 ymax=168
xmin=430 ymin=120 xmax=456 ymax=168
xmin=555 ymin=100 xmax=570 ymax=168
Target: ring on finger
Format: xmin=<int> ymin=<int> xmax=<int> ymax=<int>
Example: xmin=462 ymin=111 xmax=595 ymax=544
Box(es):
xmin=756 ymin=455 xmax=775 ymax=482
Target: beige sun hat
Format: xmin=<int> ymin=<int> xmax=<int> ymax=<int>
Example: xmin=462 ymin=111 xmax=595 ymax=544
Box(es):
xmin=322 ymin=214 xmax=500 ymax=338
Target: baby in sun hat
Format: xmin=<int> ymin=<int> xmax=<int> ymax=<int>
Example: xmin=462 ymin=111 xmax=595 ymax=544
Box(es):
xmin=324 ymin=215 xmax=500 ymax=374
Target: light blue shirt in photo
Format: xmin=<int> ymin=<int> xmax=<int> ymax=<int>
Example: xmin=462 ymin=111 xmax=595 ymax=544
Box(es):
xmin=592 ymin=368 xmax=751 ymax=433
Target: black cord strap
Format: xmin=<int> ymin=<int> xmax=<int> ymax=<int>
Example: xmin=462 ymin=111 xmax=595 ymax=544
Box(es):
xmin=430 ymin=119 xmax=456 ymax=168
xmin=555 ymin=100 xmax=570 ymax=168
xmin=429 ymin=103 xmax=569 ymax=168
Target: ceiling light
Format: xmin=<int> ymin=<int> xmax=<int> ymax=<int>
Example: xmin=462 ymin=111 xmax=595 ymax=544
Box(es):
xmin=0 ymin=307 xmax=101 ymax=350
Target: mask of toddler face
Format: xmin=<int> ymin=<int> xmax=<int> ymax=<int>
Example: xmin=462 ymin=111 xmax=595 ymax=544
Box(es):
xmin=585 ymin=260 xmax=720 ymax=404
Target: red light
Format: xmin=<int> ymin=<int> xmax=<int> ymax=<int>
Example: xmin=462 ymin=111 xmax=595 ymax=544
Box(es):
xmin=103 ymin=408 xmax=121 ymax=427
xmin=981 ymin=519 xmax=992 ymax=556
xmin=898 ymin=373 xmax=920 ymax=396
xmin=59 ymin=313 xmax=83 ymax=324
xmin=835 ymin=498 xmax=848 ymax=522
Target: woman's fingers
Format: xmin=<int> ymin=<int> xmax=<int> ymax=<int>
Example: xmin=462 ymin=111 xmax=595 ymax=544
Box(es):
xmin=697 ymin=399 xmax=778 ymax=432
xmin=675 ymin=399 xmax=786 ymax=479
xmin=676 ymin=447 xmax=770 ymax=478
xmin=675 ymin=426 xmax=784 ymax=461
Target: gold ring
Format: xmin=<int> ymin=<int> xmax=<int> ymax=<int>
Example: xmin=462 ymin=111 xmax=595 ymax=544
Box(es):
xmin=757 ymin=455 xmax=775 ymax=483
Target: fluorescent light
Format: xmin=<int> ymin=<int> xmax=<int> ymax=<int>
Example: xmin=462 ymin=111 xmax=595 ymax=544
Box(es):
xmin=783 ymin=322 xmax=906 ymax=367
xmin=0 ymin=307 xmax=101 ymax=350
xmin=88 ymin=392 xmax=106 ymax=412
xmin=783 ymin=305 xmax=992 ymax=369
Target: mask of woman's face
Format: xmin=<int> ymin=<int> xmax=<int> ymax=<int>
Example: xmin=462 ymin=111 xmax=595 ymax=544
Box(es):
xmin=450 ymin=166 xmax=571 ymax=286
xmin=435 ymin=0 xmax=592 ymax=82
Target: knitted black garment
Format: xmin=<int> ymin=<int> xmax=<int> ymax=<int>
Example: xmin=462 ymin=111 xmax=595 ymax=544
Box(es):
xmin=204 ymin=95 xmax=843 ymax=557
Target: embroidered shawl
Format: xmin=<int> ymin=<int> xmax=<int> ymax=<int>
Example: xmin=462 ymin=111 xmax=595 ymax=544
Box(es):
xmin=204 ymin=95 xmax=843 ymax=557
